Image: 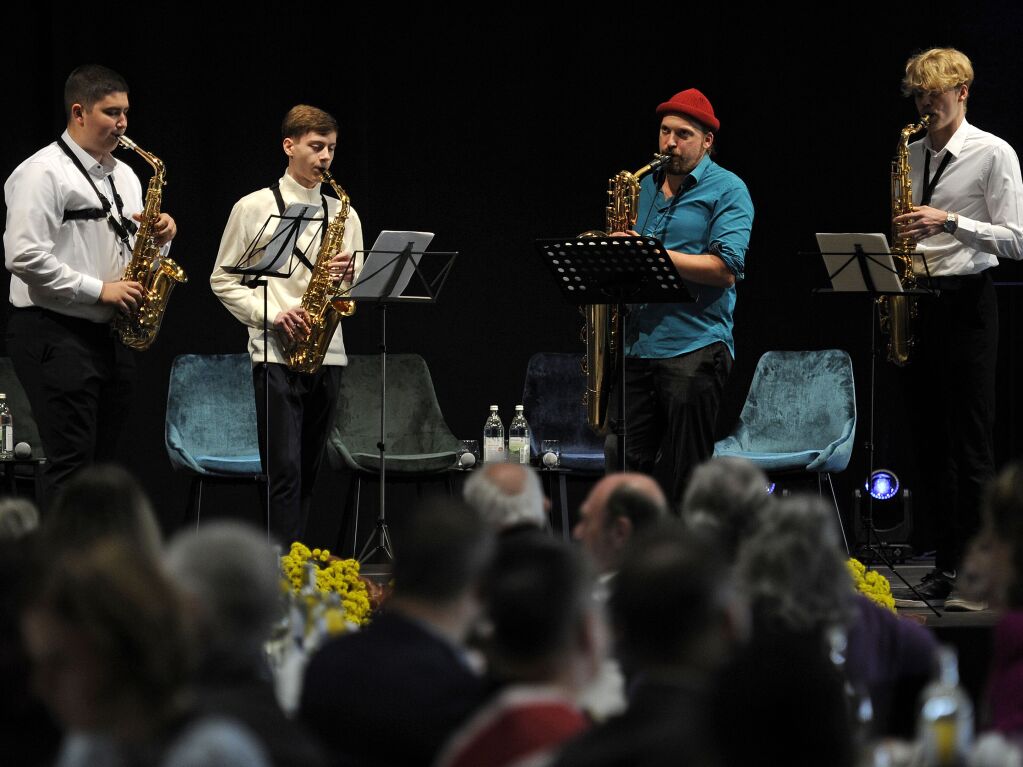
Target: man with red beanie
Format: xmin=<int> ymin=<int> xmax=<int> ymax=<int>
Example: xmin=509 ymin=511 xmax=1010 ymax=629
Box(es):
xmin=605 ymin=88 xmax=753 ymax=509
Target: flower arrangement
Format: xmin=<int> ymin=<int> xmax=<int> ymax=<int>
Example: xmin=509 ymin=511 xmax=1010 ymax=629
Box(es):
xmin=280 ymin=542 xmax=372 ymax=626
xmin=847 ymin=558 xmax=896 ymax=613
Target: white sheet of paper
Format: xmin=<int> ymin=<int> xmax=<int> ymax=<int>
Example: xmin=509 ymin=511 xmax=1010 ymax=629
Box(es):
xmin=816 ymin=232 xmax=904 ymax=293
xmin=350 ymin=230 xmax=436 ymax=299
xmin=247 ymin=202 xmax=322 ymax=275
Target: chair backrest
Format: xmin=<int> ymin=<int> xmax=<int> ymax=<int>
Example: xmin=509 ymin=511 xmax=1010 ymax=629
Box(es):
xmin=738 ymin=349 xmax=856 ymax=453
xmin=521 ymin=352 xmax=604 ymax=456
xmin=0 ymin=357 xmax=43 ymax=459
xmin=332 ymin=354 xmax=458 ymax=456
xmin=165 ymin=354 xmax=259 ymax=473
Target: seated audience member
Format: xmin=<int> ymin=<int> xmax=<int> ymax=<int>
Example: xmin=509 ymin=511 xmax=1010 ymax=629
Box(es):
xmin=554 ymin=523 xmax=742 ymax=767
xmin=966 ymin=459 xmax=1023 ymax=741
xmin=165 ymin=521 xmax=326 ymax=767
xmin=735 ymin=495 xmax=937 ymax=737
xmin=20 ymin=539 xmax=268 ymax=766
xmin=436 ymin=535 xmax=603 ymax=767
xmin=300 ymin=499 xmax=495 ymax=767
xmin=39 ymin=463 xmax=162 ymax=558
xmin=463 ymin=462 xmax=549 ymax=534
xmin=680 ymin=455 xmax=773 ymax=562
xmin=573 ymin=472 xmax=668 ymax=578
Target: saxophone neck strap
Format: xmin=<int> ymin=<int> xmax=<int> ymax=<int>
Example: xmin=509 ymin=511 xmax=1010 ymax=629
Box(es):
xmin=921 ymin=148 xmax=953 ymax=206
xmin=56 ymin=137 xmax=136 ymax=241
xmin=269 ymin=180 xmax=328 ymax=271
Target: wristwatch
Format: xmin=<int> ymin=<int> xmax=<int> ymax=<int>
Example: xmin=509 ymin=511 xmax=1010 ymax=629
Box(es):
xmin=943 ymin=210 xmax=959 ymax=234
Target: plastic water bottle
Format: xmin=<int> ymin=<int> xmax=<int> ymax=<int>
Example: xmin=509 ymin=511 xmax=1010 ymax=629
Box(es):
xmin=0 ymin=394 xmax=13 ymax=459
xmin=508 ymin=405 xmax=531 ymax=465
xmin=917 ymin=645 xmax=973 ymax=766
xmin=483 ymin=405 xmax=505 ymax=463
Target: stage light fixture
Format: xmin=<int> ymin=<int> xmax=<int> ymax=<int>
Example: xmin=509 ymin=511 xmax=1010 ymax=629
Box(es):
xmin=766 ymin=482 xmax=776 ymax=495
xmin=866 ymin=469 xmax=900 ymax=501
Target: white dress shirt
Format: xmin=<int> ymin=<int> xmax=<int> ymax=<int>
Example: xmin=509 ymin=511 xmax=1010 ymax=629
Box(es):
xmin=210 ymin=172 xmax=363 ymax=366
xmin=4 ymin=130 xmax=144 ymax=322
xmin=911 ymin=119 xmax=1023 ymax=276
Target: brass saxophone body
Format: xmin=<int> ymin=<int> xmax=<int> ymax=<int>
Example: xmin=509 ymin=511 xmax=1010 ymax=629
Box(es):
xmin=113 ymin=136 xmax=187 ymax=351
xmin=280 ymin=169 xmax=354 ymax=374
xmin=880 ymin=115 xmax=931 ymax=366
xmin=581 ymin=154 xmax=670 ymax=434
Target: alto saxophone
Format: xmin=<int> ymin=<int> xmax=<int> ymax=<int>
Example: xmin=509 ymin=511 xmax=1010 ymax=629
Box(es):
xmin=880 ymin=114 xmax=931 ymax=366
xmin=113 ymin=136 xmax=187 ymax=350
xmin=280 ymin=169 xmax=355 ymax=374
xmin=581 ymin=154 xmax=670 ymax=434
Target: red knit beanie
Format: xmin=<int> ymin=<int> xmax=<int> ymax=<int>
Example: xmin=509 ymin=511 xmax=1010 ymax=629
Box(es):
xmin=655 ymin=88 xmax=720 ymax=132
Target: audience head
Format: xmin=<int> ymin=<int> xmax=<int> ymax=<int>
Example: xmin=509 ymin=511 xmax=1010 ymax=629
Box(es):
xmin=961 ymin=459 xmax=1023 ymax=608
xmin=463 ymin=462 xmax=548 ymax=533
xmin=392 ymin=498 xmax=495 ymax=606
xmin=574 ymin=472 xmax=668 ymax=574
xmin=0 ymin=497 xmax=40 ymax=540
xmin=20 ymin=538 xmax=191 ymax=735
xmin=735 ymin=494 xmax=855 ymax=636
xmin=165 ymin=521 xmax=281 ymax=667
xmin=681 ymin=456 xmax=773 ymax=562
xmin=42 ymin=463 xmax=162 ymax=559
xmin=484 ymin=533 xmax=604 ymax=690
xmin=610 ymin=521 xmax=739 ymax=676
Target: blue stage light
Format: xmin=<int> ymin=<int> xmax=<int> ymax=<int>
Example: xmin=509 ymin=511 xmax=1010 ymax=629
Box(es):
xmin=766 ymin=482 xmax=776 ymax=495
xmin=866 ymin=470 xmax=899 ymax=501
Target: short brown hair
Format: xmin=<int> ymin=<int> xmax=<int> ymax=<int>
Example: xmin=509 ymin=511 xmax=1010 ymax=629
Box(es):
xmin=64 ymin=65 xmax=129 ymax=120
xmin=282 ymin=104 xmax=339 ymax=140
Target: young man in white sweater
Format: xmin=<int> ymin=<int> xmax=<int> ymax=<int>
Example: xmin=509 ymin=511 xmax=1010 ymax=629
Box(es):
xmin=211 ymin=105 xmax=363 ymax=544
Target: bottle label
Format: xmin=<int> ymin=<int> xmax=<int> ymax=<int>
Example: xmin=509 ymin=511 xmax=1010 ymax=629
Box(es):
xmin=1 ymin=426 xmax=11 ymax=456
xmin=508 ymin=436 xmax=527 ymax=464
xmin=484 ymin=437 xmax=504 ymax=462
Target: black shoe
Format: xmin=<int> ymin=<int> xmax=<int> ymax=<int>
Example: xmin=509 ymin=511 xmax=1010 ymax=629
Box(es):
xmin=892 ymin=569 xmax=955 ymax=607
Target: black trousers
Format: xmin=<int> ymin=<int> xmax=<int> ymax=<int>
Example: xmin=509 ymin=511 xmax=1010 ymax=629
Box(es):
xmin=605 ymin=342 xmax=733 ymax=510
xmin=6 ymin=307 xmax=135 ymax=508
xmin=908 ymin=271 xmax=998 ymax=573
xmin=253 ymin=362 xmax=342 ymax=545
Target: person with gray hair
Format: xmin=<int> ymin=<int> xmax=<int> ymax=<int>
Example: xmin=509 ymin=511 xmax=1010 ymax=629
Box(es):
xmin=735 ymin=494 xmax=936 ymax=736
xmin=165 ymin=521 xmax=326 ymax=767
xmin=463 ymin=462 xmax=548 ymax=533
xmin=681 ymin=455 xmax=773 ymax=562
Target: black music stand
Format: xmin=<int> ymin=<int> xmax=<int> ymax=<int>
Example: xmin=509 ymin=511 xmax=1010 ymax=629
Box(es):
xmin=223 ymin=202 xmax=326 ymax=540
xmin=534 ymin=235 xmax=694 ymax=471
xmin=814 ymin=232 xmax=941 ymax=616
xmin=343 ymin=233 xmax=457 ymax=563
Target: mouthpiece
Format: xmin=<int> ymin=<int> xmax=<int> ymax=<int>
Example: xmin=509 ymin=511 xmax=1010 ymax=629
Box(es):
xmin=116 ymin=134 xmax=137 ymax=150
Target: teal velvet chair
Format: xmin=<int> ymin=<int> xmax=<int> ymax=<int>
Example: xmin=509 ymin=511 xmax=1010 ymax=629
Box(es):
xmin=714 ymin=349 xmax=857 ymax=546
xmin=327 ymin=353 xmax=459 ymax=553
xmin=165 ymin=354 xmax=265 ymax=525
xmin=521 ymin=352 xmax=606 ymax=537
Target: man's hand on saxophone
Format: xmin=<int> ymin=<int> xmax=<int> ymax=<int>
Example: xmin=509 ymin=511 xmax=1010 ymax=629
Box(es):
xmin=99 ymin=280 xmax=144 ymax=315
xmin=132 ymin=211 xmax=178 ymax=246
xmin=328 ymin=249 xmax=354 ymax=281
xmin=893 ymin=205 xmax=950 ymax=241
xmin=275 ymin=307 xmax=312 ymax=343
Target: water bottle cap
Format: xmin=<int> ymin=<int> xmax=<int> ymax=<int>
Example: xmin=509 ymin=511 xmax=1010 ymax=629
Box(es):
xmin=515 ymin=405 xmax=524 ymax=411
xmin=0 ymin=393 xmax=6 ymax=399
xmin=490 ymin=405 xmax=498 ymax=411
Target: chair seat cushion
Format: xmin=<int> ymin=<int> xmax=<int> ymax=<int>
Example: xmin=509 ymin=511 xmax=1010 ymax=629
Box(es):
xmin=193 ymin=453 xmax=263 ymax=476
xmin=559 ymin=451 xmax=605 ymax=472
xmin=349 ymin=451 xmax=457 ymax=475
xmin=712 ymin=442 xmax=822 ymax=472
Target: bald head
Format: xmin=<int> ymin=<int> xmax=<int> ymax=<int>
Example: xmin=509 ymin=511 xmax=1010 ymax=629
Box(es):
xmin=463 ymin=463 xmax=547 ymax=532
xmin=574 ymin=473 xmax=668 ymax=573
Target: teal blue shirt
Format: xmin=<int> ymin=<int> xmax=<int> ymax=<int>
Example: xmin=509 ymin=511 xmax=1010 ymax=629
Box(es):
xmin=624 ymin=153 xmax=753 ymax=359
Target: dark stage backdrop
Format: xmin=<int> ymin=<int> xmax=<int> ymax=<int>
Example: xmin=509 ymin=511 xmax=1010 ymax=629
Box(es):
xmin=5 ymin=10 xmax=1023 ymax=552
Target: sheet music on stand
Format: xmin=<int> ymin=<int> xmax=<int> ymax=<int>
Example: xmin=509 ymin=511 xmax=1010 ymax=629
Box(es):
xmin=344 ymin=230 xmax=455 ymax=304
xmin=223 ymin=201 xmax=323 ymax=284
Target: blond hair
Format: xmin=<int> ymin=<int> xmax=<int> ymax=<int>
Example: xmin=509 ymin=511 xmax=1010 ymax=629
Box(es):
xmin=902 ymin=47 xmax=974 ymax=96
